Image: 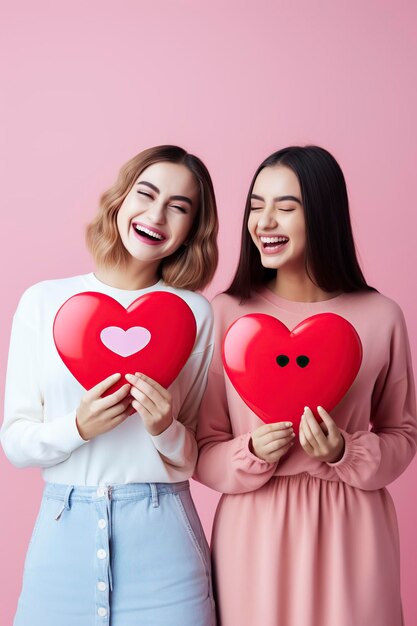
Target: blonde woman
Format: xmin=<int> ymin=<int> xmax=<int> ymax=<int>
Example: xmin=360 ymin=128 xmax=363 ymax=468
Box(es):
xmin=2 ymin=145 xmax=218 ymax=626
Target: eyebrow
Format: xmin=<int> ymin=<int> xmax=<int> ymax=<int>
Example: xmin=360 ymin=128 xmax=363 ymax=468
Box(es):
xmin=251 ymin=193 xmax=302 ymax=205
xmin=137 ymin=180 xmax=193 ymax=207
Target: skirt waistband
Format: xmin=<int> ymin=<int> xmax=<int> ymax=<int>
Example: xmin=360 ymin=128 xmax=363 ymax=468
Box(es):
xmin=43 ymin=481 xmax=190 ymax=503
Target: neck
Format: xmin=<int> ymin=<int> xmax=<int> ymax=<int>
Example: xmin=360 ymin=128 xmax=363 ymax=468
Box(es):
xmin=270 ymin=269 xmax=340 ymax=302
xmin=94 ymin=261 xmax=160 ymax=291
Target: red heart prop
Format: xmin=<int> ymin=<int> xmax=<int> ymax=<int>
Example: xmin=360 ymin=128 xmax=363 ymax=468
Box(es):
xmin=222 ymin=313 xmax=362 ymax=431
xmin=53 ymin=291 xmax=197 ymax=397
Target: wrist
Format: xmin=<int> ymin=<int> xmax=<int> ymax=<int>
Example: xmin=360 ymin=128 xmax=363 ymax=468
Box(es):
xmin=75 ymin=415 xmax=89 ymax=441
xmin=248 ymin=435 xmax=268 ymax=462
xmin=328 ymin=436 xmax=345 ymax=463
xmin=248 ymin=436 xmax=262 ymax=460
xmin=146 ymin=416 xmax=173 ymax=437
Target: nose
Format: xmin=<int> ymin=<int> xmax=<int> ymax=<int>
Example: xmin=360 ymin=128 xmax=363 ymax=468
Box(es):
xmin=146 ymin=200 xmax=166 ymax=225
xmin=257 ymin=204 xmax=277 ymax=230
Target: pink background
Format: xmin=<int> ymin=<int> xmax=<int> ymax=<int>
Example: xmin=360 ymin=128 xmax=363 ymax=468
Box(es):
xmin=1 ymin=0 xmax=416 ymax=623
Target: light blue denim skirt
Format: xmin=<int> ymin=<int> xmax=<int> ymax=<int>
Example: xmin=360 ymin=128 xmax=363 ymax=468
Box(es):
xmin=14 ymin=481 xmax=215 ymax=626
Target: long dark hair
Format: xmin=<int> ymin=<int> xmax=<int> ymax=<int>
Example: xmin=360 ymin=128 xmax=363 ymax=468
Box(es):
xmin=226 ymin=145 xmax=373 ymax=300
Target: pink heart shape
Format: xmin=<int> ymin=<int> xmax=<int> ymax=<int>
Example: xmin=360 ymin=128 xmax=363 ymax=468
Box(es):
xmin=100 ymin=326 xmax=151 ymax=357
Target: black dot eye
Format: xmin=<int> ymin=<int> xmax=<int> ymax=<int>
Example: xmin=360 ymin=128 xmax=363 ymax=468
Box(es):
xmin=296 ymin=355 xmax=310 ymax=368
xmin=276 ymin=355 xmax=290 ymax=367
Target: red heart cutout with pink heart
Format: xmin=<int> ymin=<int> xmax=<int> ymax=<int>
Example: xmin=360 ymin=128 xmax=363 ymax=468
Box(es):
xmin=53 ymin=291 xmax=197 ymax=397
xmin=222 ymin=312 xmax=362 ymax=431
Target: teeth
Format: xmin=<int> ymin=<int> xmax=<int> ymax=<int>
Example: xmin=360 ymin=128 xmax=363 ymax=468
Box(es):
xmin=134 ymin=224 xmax=164 ymax=240
xmin=260 ymin=236 xmax=288 ymax=244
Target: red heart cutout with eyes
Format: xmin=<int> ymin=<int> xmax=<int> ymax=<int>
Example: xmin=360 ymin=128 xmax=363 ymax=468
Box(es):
xmin=222 ymin=312 xmax=362 ymax=432
xmin=53 ymin=291 xmax=197 ymax=398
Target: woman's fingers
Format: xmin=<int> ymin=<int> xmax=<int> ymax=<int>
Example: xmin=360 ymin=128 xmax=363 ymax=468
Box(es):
xmin=299 ymin=409 xmax=315 ymax=445
xmin=252 ymin=422 xmax=293 ymax=443
xmin=251 ymin=421 xmax=295 ymax=461
xmin=317 ymin=405 xmax=338 ymax=437
xmin=301 ymin=407 xmax=327 ymax=448
xmin=255 ymin=422 xmax=293 ymax=437
xmin=125 ymin=372 xmax=173 ymax=436
xmin=76 ymin=377 xmax=131 ymax=440
xmin=131 ymin=399 xmax=153 ymax=417
xmin=134 ymin=372 xmax=170 ymax=399
xmin=261 ymin=428 xmax=294 ymax=445
xmin=264 ymin=439 xmax=295 ymax=462
xmin=263 ymin=434 xmax=294 ymax=454
xmin=304 ymin=407 xmax=325 ymax=437
xmin=299 ymin=406 xmax=345 ymax=463
xmin=85 ymin=373 xmax=121 ymax=400
xmin=103 ymin=394 xmax=133 ymax=420
xmin=98 ymin=383 xmax=132 ymax=410
xmin=125 ymin=373 xmax=169 ymax=403
xmin=299 ymin=420 xmax=315 ymax=454
xmin=128 ymin=384 xmax=171 ymax=419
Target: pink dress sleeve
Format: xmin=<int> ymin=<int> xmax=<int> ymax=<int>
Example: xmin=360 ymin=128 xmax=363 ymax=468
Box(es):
xmin=326 ymin=307 xmax=417 ymax=490
xmin=194 ymin=362 xmax=279 ymax=494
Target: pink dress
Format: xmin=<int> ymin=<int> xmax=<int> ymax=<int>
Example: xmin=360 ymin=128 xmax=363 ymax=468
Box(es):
xmin=195 ymin=288 xmax=417 ymax=626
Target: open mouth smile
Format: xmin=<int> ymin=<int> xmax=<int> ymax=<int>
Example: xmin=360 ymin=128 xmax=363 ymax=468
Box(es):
xmin=132 ymin=222 xmax=167 ymax=245
xmin=259 ymin=235 xmax=289 ymax=254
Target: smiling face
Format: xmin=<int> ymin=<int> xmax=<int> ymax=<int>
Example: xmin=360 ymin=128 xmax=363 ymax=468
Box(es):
xmin=248 ymin=165 xmax=307 ymax=274
xmin=116 ymin=161 xmax=199 ymax=270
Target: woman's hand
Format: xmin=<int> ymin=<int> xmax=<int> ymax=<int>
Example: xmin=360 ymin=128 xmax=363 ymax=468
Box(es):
xmin=125 ymin=372 xmax=173 ymax=436
xmin=299 ymin=406 xmax=345 ymax=463
xmin=76 ymin=373 xmax=132 ymax=441
xmin=250 ymin=422 xmax=295 ymax=463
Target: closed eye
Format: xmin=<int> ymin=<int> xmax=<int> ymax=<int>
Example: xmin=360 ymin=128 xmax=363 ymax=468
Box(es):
xmin=170 ymin=204 xmax=188 ymax=214
xmin=137 ymin=190 xmax=153 ymax=198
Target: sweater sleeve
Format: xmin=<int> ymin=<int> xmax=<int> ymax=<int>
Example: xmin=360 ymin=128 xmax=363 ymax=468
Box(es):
xmin=150 ymin=344 xmax=213 ymax=474
xmin=194 ymin=366 xmax=279 ymax=495
xmin=325 ymin=308 xmax=417 ymax=490
xmin=1 ymin=308 xmax=87 ymax=469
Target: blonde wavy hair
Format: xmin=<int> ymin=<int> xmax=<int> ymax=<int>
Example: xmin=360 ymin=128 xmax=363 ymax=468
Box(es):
xmin=86 ymin=145 xmax=218 ymax=291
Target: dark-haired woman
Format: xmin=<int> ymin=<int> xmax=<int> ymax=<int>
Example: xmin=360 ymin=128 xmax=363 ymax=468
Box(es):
xmin=2 ymin=146 xmax=218 ymax=625
xmin=195 ymin=146 xmax=416 ymax=626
